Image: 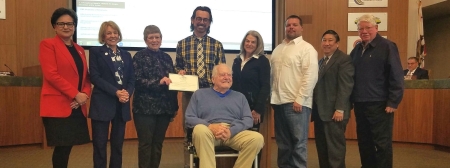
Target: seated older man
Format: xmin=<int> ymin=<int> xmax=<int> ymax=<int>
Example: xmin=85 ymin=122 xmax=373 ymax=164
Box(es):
xmin=185 ymin=64 xmax=264 ymax=168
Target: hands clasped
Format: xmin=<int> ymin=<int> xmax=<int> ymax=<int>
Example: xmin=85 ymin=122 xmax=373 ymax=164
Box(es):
xmin=208 ymin=123 xmax=231 ymax=141
xmin=72 ymin=92 xmax=89 ymax=109
xmin=116 ymin=89 xmax=130 ymax=103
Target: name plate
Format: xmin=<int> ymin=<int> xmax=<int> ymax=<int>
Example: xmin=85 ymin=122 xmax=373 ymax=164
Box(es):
xmin=0 ymin=71 xmax=14 ymax=76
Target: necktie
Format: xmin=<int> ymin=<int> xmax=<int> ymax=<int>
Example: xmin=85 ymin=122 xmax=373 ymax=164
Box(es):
xmin=197 ymin=38 xmax=206 ymax=78
xmin=320 ymin=56 xmax=329 ymax=71
xmin=407 ymin=71 xmax=412 ymax=76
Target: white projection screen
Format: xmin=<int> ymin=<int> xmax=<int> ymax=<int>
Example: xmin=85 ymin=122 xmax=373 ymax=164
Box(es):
xmin=72 ymin=0 xmax=275 ymax=52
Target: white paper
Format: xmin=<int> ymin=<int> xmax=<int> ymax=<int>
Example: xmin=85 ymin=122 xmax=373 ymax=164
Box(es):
xmin=0 ymin=0 xmax=5 ymax=19
xmin=168 ymin=73 xmax=199 ymax=92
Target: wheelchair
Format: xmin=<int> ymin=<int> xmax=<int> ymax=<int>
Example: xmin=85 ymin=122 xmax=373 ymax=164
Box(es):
xmin=186 ymin=127 xmax=259 ymax=168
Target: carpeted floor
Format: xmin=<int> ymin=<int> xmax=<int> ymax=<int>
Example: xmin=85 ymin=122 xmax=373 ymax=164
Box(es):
xmin=1 ymin=139 xmax=449 ymax=168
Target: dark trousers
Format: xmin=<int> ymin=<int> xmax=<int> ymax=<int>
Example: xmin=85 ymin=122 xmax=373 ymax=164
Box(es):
xmin=92 ymin=105 xmax=126 ymax=168
xmin=52 ymin=146 xmax=73 ymax=168
xmin=354 ymin=101 xmax=394 ymax=168
xmin=133 ymin=113 xmax=171 ymax=168
xmin=314 ymin=118 xmax=348 ymax=168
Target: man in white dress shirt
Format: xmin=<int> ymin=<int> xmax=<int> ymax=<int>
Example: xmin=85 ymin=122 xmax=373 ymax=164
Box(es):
xmin=270 ymin=15 xmax=319 ymax=168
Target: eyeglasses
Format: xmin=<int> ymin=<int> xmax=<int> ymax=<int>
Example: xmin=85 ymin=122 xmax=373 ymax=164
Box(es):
xmin=357 ymin=26 xmax=373 ymax=32
xmin=195 ymin=17 xmax=210 ymax=23
xmin=55 ymin=22 xmax=75 ymax=28
xmin=218 ymin=73 xmax=232 ymax=78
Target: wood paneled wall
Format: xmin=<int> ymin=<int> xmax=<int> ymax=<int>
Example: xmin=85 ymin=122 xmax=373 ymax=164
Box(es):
xmin=0 ymin=0 xmax=67 ymax=76
xmin=282 ymin=0 xmax=408 ymax=66
xmin=433 ymin=89 xmax=450 ymax=147
xmin=0 ymin=86 xmax=42 ymax=146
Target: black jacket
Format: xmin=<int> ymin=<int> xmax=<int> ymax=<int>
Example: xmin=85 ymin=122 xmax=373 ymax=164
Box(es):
xmin=403 ymin=67 xmax=429 ymax=79
xmin=231 ymin=54 xmax=270 ymax=122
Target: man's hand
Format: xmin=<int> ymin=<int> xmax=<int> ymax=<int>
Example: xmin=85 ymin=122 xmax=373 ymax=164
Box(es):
xmin=178 ymin=70 xmax=186 ymax=75
xmin=293 ymin=102 xmax=302 ymax=113
xmin=385 ymin=107 xmax=396 ymax=113
xmin=208 ymin=123 xmax=230 ymax=140
xmin=252 ymin=110 xmax=261 ymax=125
xmin=332 ymin=111 xmax=344 ymax=122
xmin=218 ymin=128 xmax=231 ymax=141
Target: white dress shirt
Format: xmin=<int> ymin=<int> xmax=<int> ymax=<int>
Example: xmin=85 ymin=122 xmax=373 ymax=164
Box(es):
xmin=270 ymin=36 xmax=319 ymax=108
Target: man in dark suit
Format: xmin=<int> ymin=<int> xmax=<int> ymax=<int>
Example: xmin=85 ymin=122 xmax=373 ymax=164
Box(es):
xmin=404 ymin=57 xmax=429 ymax=79
xmin=312 ymin=30 xmax=354 ymax=168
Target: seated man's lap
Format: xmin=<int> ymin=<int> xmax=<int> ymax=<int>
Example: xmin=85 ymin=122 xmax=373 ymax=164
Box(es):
xmin=192 ymin=125 xmax=264 ymax=151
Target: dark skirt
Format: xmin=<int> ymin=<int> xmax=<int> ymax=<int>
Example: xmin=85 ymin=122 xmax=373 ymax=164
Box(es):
xmin=42 ymin=108 xmax=90 ymax=146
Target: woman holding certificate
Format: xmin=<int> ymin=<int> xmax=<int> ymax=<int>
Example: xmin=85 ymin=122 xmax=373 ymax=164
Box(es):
xmin=132 ymin=25 xmax=179 ymax=168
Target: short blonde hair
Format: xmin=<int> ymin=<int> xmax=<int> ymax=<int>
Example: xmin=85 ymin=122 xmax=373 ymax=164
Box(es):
xmin=98 ymin=21 xmax=123 ymax=44
xmin=239 ymin=30 xmax=265 ymax=56
xmin=356 ymin=14 xmax=377 ymax=28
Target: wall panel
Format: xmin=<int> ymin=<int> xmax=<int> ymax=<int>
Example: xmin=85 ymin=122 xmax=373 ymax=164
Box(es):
xmin=433 ymin=89 xmax=450 ymax=146
xmin=15 ymin=0 xmax=68 ymax=76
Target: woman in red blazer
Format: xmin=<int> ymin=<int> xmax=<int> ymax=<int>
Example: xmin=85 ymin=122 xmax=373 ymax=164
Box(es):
xmin=39 ymin=8 xmax=91 ymax=168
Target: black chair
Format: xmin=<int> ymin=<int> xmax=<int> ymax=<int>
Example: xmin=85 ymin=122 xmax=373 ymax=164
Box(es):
xmin=186 ymin=127 xmax=259 ymax=168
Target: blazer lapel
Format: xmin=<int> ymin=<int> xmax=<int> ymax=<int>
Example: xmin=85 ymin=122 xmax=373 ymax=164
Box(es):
xmin=54 ymin=36 xmax=78 ymax=75
xmin=318 ymin=50 xmax=340 ymax=80
xmin=100 ymin=45 xmax=117 ymax=77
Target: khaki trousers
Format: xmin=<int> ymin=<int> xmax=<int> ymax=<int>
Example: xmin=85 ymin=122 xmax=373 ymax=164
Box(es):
xmin=192 ymin=124 xmax=264 ymax=168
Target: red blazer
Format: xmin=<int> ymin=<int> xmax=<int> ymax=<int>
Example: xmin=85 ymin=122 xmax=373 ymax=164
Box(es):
xmin=39 ymin=35 xmax=91 ymax=117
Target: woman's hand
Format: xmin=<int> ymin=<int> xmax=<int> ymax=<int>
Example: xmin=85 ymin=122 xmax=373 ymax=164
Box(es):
xmin=75 ymin=92 xmax=89 ymax=105
xmin=116 ymin=89 xmax=129 ymax=103
xmin=159 ymin=77 xmax=172 ymax=85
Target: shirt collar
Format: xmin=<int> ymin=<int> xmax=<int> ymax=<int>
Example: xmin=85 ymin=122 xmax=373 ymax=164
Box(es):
xmin=240 ymin=54 xmax=260 ymax=60
xmin=284 ymin=36 xmax=303 ymax=45
xmin=360 ymin=33 xmax=383 ymax=49
xmin=211 ymin=88 xmax=231 ymax=98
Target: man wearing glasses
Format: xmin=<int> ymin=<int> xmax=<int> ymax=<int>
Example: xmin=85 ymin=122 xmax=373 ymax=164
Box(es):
xmin=350 ymin=14 xmax=404 ymax=168
xmin=175 ymin=6 xmax=226 ymax=168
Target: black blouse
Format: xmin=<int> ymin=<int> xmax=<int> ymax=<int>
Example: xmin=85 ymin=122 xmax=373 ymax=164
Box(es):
xmin=231 ymin=54 xmax=271 ymax=121
xmin=132 ymin=48 xmax=178 ymax=116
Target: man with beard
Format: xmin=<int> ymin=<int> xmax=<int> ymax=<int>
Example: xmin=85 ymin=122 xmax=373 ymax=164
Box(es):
xmin=270 ymin=15 xmax=318 ymax=168
xmin=175 ymin=6 xmax=226 ymax=167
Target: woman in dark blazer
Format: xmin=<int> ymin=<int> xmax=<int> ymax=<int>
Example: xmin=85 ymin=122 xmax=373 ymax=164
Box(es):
xmin=88 ymin=21 xmax=135 ymax=168
xmin=132 ymin=25 xmax=179 ymax=168
xmin=231 ymin=30 xmax=271 ymax=129
xmin=39 ymin=8 xmax=91 ymax=168
xmin=231 ymin=30 xmax=270 ymax=167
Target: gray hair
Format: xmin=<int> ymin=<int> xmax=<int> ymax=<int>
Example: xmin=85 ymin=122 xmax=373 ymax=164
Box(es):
xmin=239 ymin=30 xmax=265 ymax=56
xmin=356 ymin=14 xmax=377 ymax=28
xmin=211 ymin=64 xmax=229 ymax=78
xmin=143 ymin=25 xmax=162 ymax=40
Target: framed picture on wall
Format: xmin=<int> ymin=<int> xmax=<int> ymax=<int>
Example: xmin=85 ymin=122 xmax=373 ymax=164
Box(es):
xmin=348 ymin=0 xmax=388 ymax=7
xmin=348 ymin=13 xmax=388 ymax=31
xmin=347 ymin=36 xmax=388 ymax=54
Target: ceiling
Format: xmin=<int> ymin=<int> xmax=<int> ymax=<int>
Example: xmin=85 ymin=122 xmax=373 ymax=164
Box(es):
xmin=423 ymin=0 xmax=450 ymax=20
